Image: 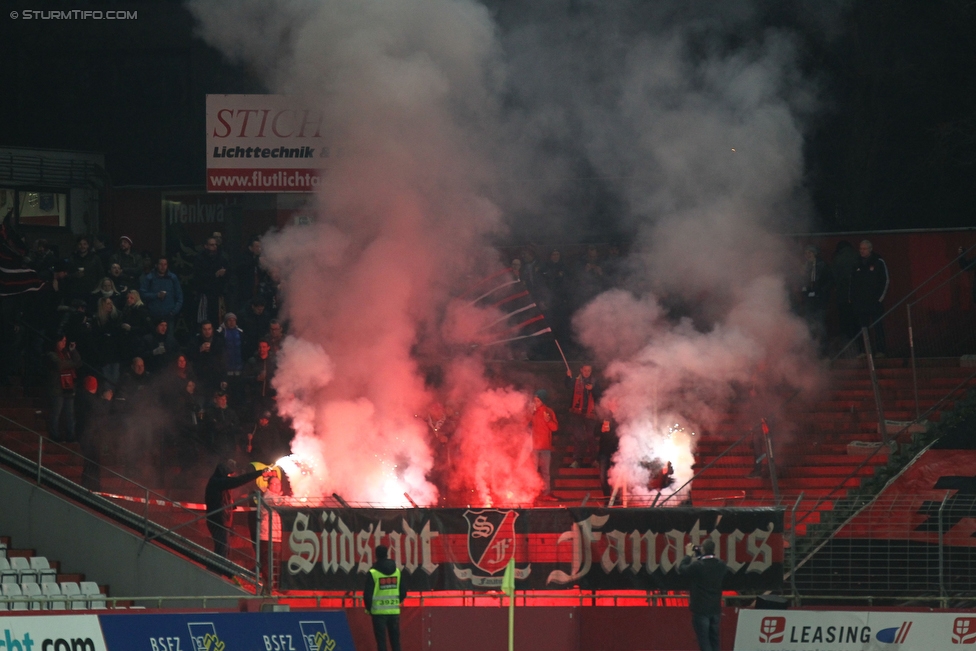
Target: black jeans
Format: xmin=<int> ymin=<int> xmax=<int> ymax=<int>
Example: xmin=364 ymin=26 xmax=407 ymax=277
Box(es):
xmin=855 ymin=303 xmax=886 ymax=355
xmin=207 ymin=519 xmax=229 ymax=558
xmin=691 ymin=612 xmax=721 ymax=651
xmin=371 ymin=614 xmax=401 ymax=651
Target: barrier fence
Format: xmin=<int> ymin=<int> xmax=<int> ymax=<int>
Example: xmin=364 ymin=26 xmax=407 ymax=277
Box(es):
xmin=791 ymin=492 xmax=976 ymax=606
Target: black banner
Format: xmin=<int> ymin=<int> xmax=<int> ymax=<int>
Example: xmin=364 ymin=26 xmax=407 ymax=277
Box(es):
xmin=278 ymin=507 xmax=783 ymax=592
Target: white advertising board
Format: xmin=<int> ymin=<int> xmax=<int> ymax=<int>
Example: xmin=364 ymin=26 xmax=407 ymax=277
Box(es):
xmin=735 ymin=609 xmax=976 ymax=650
xmin=205 ymin=94 xmax=329 ymax=192
xmin=0 ymin=615 xmax=108 ymax=651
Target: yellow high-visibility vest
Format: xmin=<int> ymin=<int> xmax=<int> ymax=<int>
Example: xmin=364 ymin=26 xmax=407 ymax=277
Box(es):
xmin=368 ymin=567 xmax=402 ymax=616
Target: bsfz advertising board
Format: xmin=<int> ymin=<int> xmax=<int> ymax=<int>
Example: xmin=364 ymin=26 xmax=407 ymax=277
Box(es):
xmin=98 ymin=612 xmax=355 ymax=651
xmin=278 ymin=507 xmax=784 ymax=592
xmin=206 ymin=95 xmax=329 ymax=193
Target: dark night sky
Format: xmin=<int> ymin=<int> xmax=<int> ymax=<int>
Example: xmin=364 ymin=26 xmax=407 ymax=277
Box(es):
xmin=1 ymin=1 xmax=974 ymax=234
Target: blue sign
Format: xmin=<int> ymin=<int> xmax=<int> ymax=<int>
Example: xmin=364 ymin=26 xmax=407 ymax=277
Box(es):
xmin=97 ymin=611 xmax=356 ymax=651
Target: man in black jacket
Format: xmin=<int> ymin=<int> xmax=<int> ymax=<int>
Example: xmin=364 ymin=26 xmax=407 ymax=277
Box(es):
xmin=193 ymin=237 xmax=230 ymax=326
xmin=204 ymin=459 xmax=268 ymax=558
xmin=677 ymin=539 xmax=730 ymax=651
xmin=363 ymin=545 xmax=407 ymax=651
xmin=849 ymin=240 xmax=890 ymax=355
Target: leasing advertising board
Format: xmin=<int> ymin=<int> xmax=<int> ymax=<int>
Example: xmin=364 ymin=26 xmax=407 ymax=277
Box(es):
xmin=206 ymin=95 xmax=329 ymax=193
xmin=278 ymin=507 xmax=784 ymax=592
xmin=735 ymin=610 xmax=976 ymax=650
xmin=96 ymin=612 xmax=355 ymax=651
xmin=0 ymin=616 xmax=108 ymax=651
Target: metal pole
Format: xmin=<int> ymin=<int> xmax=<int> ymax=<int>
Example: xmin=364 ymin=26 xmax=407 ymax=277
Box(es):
xmin=791 ymin=492 xmax=803 ymax=606
xmin=267 ymin=501 xmax=275 ymax=595
xmin=36 ymin=437 xmax=43 ymax=484
xmin=144 ymin=487 xmax=150 ymax=538
xmin=907 ymin=304 xmax=920 ymax=420
xmin=255 ymin=491 xmax=263 ymax=592
xmin=762 ymin=419 xmax=780 ymax=505
xmin=862 ymin=327 xmax=890 ymax=447
xmin=939 ymin=490 xmax=950 ymax=600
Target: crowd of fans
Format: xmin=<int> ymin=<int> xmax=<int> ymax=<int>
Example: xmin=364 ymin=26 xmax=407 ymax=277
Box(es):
xmin=2 ymin=231 xmax=292 ymax=490
xmin=508 ymin=243 xmax=624 ymax=353
xmin=1 ymin=231 xmax=898 ymax=498
xmin=507 ymin=239 xmax=891 ymax=360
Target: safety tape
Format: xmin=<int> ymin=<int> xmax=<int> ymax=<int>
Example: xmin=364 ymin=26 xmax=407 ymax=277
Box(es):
xmin=95 ymin=492 xmax=256 ymax=512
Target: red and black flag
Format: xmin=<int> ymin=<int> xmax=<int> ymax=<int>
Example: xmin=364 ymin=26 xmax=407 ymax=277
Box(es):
xmin=463 ymin=267 xmax=551 ymax=347
xmin=0 ymin=209 xmax=46 ymax=297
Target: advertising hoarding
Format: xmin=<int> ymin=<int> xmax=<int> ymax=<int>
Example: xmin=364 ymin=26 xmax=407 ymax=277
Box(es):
xmin=0 ymin=616 xmax=107 ymax=651
xmin=98 ymin=611 xmax=355 ymax=651
xmin=735 ymin=610 xmax=976 ymax=650
xmin=206 ymin=95 xmax=328 ymax=193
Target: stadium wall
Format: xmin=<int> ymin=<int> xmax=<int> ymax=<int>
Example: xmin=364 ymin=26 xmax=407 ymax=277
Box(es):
xmin=0 ymin=467 xmax=247 ymax=601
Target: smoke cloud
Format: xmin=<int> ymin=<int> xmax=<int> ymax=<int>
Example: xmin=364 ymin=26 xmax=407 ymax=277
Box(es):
xmin=541 ymin=6 xmax=826 ymax=499
xmin=189 ymin=0 xmax=831 ymax=506
xmin=190 ymin=0 xmax=539 ymax=505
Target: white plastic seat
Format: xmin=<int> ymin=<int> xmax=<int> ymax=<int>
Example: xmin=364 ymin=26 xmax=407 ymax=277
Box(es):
xmin=21 ymin=582 xmax=42 ymax=610
xmin=41 ymin=582 xmax=65 ymax=610
xmin=0 ymin=558 xmax=16 ymax=584
xmin=0 ymin=542 xmax=7 ymax=558
xmin=29 ymin=557 xmax=57 ymax=583
xmin=79 ymin=581 xmax=104 ymax=609
xmin=2 ymin=583 xmax=27 ymax=611
xmin=60 ymin=582 xmax=86 ymax=610
xmin=9 ymin=557 xmax=36 ymax=584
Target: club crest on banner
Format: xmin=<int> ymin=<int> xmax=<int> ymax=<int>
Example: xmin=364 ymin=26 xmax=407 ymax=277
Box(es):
xmin=453 ymin=509 xmax=531 ymax=587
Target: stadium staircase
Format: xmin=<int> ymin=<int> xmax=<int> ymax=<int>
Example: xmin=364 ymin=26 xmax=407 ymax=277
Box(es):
xmin=0 ymin=379 xmax=259 ymax=595
xmin=551 ymin=357 xmax=976 ymax=541
xmin=689 ymin=357 xmax=976 ymax=540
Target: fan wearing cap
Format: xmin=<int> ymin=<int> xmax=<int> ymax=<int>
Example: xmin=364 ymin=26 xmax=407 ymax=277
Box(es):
xmin=110 ymin=236 xmax=144 ymax=279
xmin=530 ymin=389 xmax=559 ymax=501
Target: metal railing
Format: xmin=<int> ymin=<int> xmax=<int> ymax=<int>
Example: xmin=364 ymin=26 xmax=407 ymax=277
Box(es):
xmin=677 ymin=245 xmax=976 ymax=525
xmin=789 ymin=491 xmax=976 ymax=605
xmin=0 ymin=593 xmax=274 ymax=612
xmin=0 ymin=411 xmax=266 ymax=588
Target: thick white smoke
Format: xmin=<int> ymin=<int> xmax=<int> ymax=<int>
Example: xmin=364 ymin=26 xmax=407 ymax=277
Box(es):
xmin=190 ymin=0 xmax=523 ymax=505
xmin=190 ymin=0 xmax=831 ymax=506
xmin=562 ymin=15 xmax=825 ymax=500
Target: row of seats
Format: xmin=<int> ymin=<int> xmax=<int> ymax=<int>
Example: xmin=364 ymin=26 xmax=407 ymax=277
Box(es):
xmin=0 ymin=581 xmax=104 ymax=611
xmin=0 ymin=556 xmax=57 ymax=584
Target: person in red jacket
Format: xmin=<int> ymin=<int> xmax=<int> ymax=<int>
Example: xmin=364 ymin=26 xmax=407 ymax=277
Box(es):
xmin=531 ymin=389 xmax=559 ymax=501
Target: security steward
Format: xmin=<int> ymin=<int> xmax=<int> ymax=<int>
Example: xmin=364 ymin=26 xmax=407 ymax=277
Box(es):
xmin=363 ymin=545 xmax=407 ymax=651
